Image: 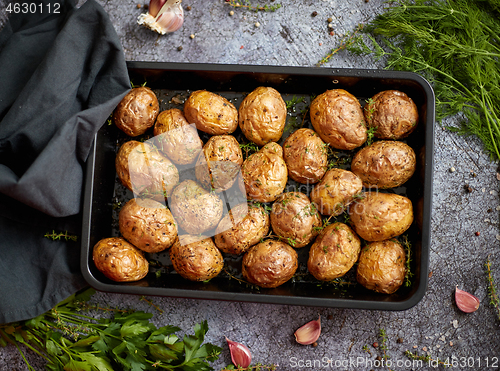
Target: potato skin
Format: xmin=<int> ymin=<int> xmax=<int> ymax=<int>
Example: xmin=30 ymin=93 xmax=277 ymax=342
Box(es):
xmin=242 ymin=240 xmax=298 ymax=288
xmin=283 ymin=128 xmax=328 ymax=184
xmin=241 ymin=142 xmax=288 ymax=203
xmin=349 ymin=192 xmax=413 ymax=242
xmin=239 ymin=87 xmax=287 ymax=146
xmin=310 ymin=89 xmax=367 ymax=150
xmin=153 ymin=108 xmax=203 ymax=165
xmin=184 ymin=90 xmax=238 ymax=135
xmin=310 ymin=168 xmax=363 ymax=216
xmin=169 ymin=180 xmax=223 ymax=234
xmin=307 ymin=222 xmax=361 ymax=281
xmin=169 ymin=235 xmax=223 ymax=281
xmin=271 ymin=192 xmax=322 ymax=248
xmin=113 ymin=87 xmax=159 ymax=137
xmin=364 ymin=90 xmax=418 ymax=139
xmin=356 ymin=240 xmax=406 ymax=294
xmin=351 ymin=141 xmax=416 ymax=189
xmin=215 ymin=203 xmax=270 ymax=255
xmin=93 ymin=237 xmax=149 ymax=282
xmin=119 ymin=198 xmax=178 ymax=253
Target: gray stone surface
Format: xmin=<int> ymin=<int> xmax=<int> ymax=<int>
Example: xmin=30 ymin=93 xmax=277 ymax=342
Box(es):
xmin=1 ymin=0 xmax=500 ymax=370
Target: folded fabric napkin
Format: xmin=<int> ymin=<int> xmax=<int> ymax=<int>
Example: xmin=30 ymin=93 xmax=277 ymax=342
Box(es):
xmin=0 ymin=0 xmax=130 ymax=323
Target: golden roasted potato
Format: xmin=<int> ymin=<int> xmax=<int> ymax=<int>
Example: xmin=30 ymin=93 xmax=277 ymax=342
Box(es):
xmin=214 ymin=203 xmax=270 ymax=255
xmin=351 ymin=140 xmax=416 ymax=189
xmin=242 ymin=240 xmax=298 ymax=288
xmin=282 ymin=128 xmax=328 ymax=184
xmin=356 ymin=240 xmax=406 ymax=294
xmin=307 ymin=222 xmax=361 ymax=281
xmin=195 ymin=135 xmax=243 ymax=191
xmin=270 ymin=192 xmax=322 ymax=248
xmin=184 ymin=90 xmax=238 ymax=135
xmin=169 ymin=180 xmax=223 ymax=234
xmin=239 ymin=86 xmax=287 ymax=146
xmin=119 ymin=198 xmax=177 ymax=253
xmin=349 ymin=192 xmax=413 ymax=242
xmin=153 ymin=108 xmax=203 ymax=165
xmin=241 ymin=142 xmax=288 ymax=203
xmin=115 ymin=141 xmax=179 ymax=200
xmin=364 ymin=90 xmax=418 ymax=139
xmin=310 ymin=89 xmax=367 ymax=150
xmin=113 ymin=87 xmax=159 ymax=137
xmin=169 ymin=235 xmax=223 ymax=281
xmin=93 ymin=237 xmax=148 ymax=282
xmin=310 ymin=168 xmax=363 ymax=216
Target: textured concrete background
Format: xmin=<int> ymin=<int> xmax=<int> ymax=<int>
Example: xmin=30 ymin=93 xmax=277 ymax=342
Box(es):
xmin=1 ymin=0 xmax=500 ymax=370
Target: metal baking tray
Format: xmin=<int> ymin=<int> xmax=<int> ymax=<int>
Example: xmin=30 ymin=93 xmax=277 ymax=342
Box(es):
xmin=81 ymin=61 xmax=434 ymax=310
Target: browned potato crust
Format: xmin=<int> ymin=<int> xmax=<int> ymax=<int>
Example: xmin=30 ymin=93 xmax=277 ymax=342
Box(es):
xmin=351 ymin=141 xmax=416 ymax=189
xmin=113 ymin=87 xmax=159 ymax=137
xmin=283 ymin=128 xmax=328 ymax=184
xmin=169 ymin=180 xmax=223 ymax=234
xmin=195 ymin=135 xmax=244 ymax=191
xmin=239 ymin=86 xmax=287 ymax=146
xmin=307 ymin=222 xmax=361 ymax=281
xmin=242 ymin=240 xmax=298 ymax=288
xmin=310 ymin=168 xmax=363 ymax=216
xmin=169 ymin=235 xmax=223 ymax=281
xmin=356 ymin=240 xmax=406 ymax=294
xmin=214 ymin=203 xmax=270 ymax=255
xmin=93 ymin=237 xmax=148 ymax=282
xmin=153 ymin=108 xmax=203 ymax=165
xmin=115 ymin=140 xmax=179 ymax=200
xmin=310 ymin=89 xmax=367 ymax=150
xmin=270 ymin=192 xmax=322 ymax=248
xmin=364 ymin=90 xmax=418 ymax=139
xmin=119 ymin=198 xmax=178 ymax=253
xmin=241 ymin=142 xmax=288 ymax=203
xmin=349 ymin=192 xmax=413 ymax=242
xmin=184 ymin=90 xmax=238 ymax=135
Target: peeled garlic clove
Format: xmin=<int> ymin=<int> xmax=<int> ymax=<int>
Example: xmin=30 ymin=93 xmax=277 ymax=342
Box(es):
xmin=294 ymin=315 xmax=321 ymax=345
xmin=226 ymin=337 xmax=252 ymax=368
xmin=455 ymin=287 xmax=480 ymax=313
xmin=138 ymin=0 xmax=184 ymax=35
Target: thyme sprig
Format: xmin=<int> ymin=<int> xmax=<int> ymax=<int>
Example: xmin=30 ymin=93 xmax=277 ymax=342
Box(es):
xmin=225 ymin=0 xmax=281 ymax=12
xmin=486 ymin=256 xmax=500 ymax=321
xmin=44 ymin=230 xmax=78 ymax=242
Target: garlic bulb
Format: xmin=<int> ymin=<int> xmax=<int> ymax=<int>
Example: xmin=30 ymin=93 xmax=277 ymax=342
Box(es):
xmin=138 ymin=0 xmax=184 ymax=35
xmin=294 ymin=315 xmax=321 ymax=345
xmin=226 ymin=337 xmax=252 ymax=368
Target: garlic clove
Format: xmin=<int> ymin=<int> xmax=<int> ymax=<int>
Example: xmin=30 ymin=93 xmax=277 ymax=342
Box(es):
xmin=138 ymin=0 xmax=184 ymax=35
xmin=455 ymin=287 xmax=480 ymax=313
xmin=226 ymin=337 xmax=252 ymax=368
xmin=148 ymin=0 xmax=167 ymax=18
xmin=294 ymin=315 xmax=321 ymax=345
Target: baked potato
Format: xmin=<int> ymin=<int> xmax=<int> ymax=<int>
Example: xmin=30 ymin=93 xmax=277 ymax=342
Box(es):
xmin=195 ymin=135 xmax=244 ymax=191
xmin=356 ymin=240 xmax=406 ymax=294
xmin=169 ymin=235 xmax=223 ymax=281
xmin=119 ymin=198 xmax=178 ymax=253
xmin=169 ymin=179 xmax=223 ymax=234
xmin=282 ymin=128 xmax=328 ymax=184
xmin=307 ymin=222 xmax=361 ymax=281
xmin=115 ymin=140 xmax=179 ymax=200
xmin=241 ymin=142 xmax=288 ymax=203
xmin=153 ymin=108 xmax=203 ymax=165
xmin=214 ymin=202 xmax=270 ymax=255
xmin=270 ymin=192 xmax=322 ymax=248
xmin=364 ymin=90 xmax=419 ymax=139
xmin=351 ymin=140 xmax=416 ymax=189
xmin=310 ymin=89 xmax=367 ymax=150
xmin=184 ymin=90 xmax=238 ymax=135
xmin=349 ymin=192 xmax=413 ymax=242
xmin=113 ymin=87 xmax=159 ymax=137
xmin=242 ymin=240 xmax=298 ymax=288
xmin=93 ymin=237 xmax=149 ymax=282
xmin=310 ymin=168 xmax=363 ymax=216
xmin=238 ymin=86 xmax=287 ymax=146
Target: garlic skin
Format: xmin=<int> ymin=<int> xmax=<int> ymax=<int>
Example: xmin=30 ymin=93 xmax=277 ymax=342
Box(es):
xmin=294 ymin=315 xmax=321 ymax=345
xmin=226 ymin=337 xmax=252 ymax=368
xmin=455 ymin=287 xmax=480 ymax=313
xmin=137 ymin=0 xmax=184 ymax=35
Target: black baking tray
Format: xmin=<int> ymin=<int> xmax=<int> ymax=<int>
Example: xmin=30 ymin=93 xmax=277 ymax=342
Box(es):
xmin=81 ymin=61 xmax=434 ymax=310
